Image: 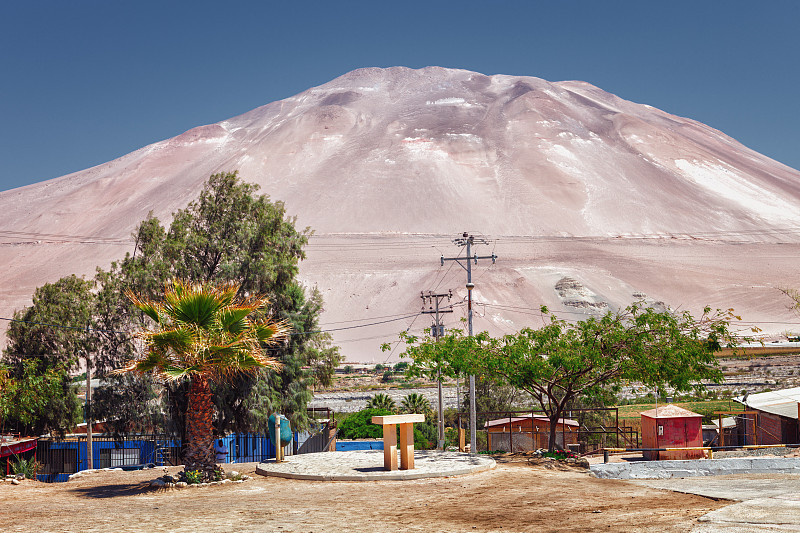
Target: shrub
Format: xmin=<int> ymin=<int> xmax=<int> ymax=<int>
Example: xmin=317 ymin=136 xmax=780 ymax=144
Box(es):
xmin=393 ymin=361 xmax=409 ymax=373
xmin=11 ymin=456 xmax=40 ymax=479
xmin=413 ymin=417 xmax=438 ymax=449
xmin=184 ymin=470 xmax=203 ymax=484
xmin=338 ymin=408 xmax=393 ymax=439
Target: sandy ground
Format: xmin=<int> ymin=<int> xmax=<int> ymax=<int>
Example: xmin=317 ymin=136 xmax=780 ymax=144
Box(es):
xmin=0 ymin=458 xmax=725 ymax=532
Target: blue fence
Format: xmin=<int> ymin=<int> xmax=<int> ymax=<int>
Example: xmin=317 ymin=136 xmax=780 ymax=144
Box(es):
xmin=36 ymin=432 xmax=296 ymax=482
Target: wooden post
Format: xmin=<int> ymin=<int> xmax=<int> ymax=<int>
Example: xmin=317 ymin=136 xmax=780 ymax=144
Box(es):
xmin=398 ymin=423 xmax=414 ymax=470
xmin=382 ymin=423 xmax=397 ymax=470
xmin=753 ymin=413 xmax=758 ymax=446
xmin=458 ymin=426 xmax=465 ymax=452
xmin=274 ymin=416 xmax=282 ymax=463
xmin=719 ymin=414 xmax=724 ymax=448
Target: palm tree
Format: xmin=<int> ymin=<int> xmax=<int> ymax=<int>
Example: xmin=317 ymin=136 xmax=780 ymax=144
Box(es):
xmin=400 ymin=393 xmax=432 ymax=415
xmin=120 ymin=280 xmax=287 ymax=479
xmin=366 ymin=393 xmax=396 ymax=412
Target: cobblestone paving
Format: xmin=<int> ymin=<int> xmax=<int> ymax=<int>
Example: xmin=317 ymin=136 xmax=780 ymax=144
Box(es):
xmin=256 ymin=450 xmax=495 ymax=481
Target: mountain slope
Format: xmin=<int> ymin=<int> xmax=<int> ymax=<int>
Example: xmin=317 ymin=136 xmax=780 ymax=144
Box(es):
xmin=2 ymin=66 xmax=799 ymax=359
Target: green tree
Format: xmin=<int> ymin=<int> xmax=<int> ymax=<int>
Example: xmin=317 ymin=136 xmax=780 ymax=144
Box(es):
xmin=4 ymin=172 xmax=337 ymax=438
xmin=461 ymin=375 xmax=525 ymax=415
xmin=392 ymin=361 xmax=409 ymax=373
xmin=366 ymin=393 xmax=396 ymax=412
xmin=400 ymin=393 xmax=432 ymax=415
xmin=2 ymin=275 xmax=95 ymax=435
xmin=397 ymin=305 xmax=738 ymax=451
xmin=0 ymin=360 xmax=77 ymax=435
xmin=103 ymin=172 xmax=335 ymax=435
xmin=120 ymin=280 xmax=286 ymax=479
xmin=4 ymin=275 xmax=95 ymax=371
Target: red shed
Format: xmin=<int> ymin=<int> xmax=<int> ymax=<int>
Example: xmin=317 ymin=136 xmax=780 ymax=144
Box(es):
xmin=640 ymin=405 xmax=704 ymax=460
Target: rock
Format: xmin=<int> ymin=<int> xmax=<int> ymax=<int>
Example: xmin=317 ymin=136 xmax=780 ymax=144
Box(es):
xmin=150 ymin=479 xmax=165 ymax=488
xmin=175 ymin=482 xmax=188 ymax=489
xmin=11 ymin=478 xmax=20 ymax=485
xmin=241 ymin=475 xmax=250 ymax=480
xmin=162 ymin=474 xmax=177 ymax=484
xmin=15 ymin=473 xmax=25 ymax=480
xmin=225 ymin=470 xmax=240 ymax=480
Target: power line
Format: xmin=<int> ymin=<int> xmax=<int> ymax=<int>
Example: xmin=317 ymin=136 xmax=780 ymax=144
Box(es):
xmin=0 ymin=311 xmax=423 ymax=338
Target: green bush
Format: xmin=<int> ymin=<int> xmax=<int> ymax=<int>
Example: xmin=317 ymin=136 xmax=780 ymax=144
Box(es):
xmin=184 ymin=470 xmax=203 ymax=484
xmin=413 ymin=417 xmax=438 ymax=449
xmin=11 ymin=456 xmax=40 ymax=479
xmin=393 ymin=361 xmax=409 ymax=373
xmin=338 ymin=408 xmax=393 ymax=439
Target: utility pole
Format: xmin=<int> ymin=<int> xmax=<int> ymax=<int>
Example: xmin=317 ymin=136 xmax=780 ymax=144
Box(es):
xmin=420 ymin=290 xmax=453 ymax=450
xmin=441 ymin=233 xmax=496 ymax=454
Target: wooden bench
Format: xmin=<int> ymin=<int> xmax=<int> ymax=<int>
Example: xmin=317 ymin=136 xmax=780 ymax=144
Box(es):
xmin=371 ymin=414 xmax=425 ymax=470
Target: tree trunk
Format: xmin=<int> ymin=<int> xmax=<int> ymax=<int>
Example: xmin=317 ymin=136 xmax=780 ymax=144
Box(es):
xmin=184 ymin=375 xmax=217 ymax=479
xmin=548 ymin=408 xmax=563 ymax=452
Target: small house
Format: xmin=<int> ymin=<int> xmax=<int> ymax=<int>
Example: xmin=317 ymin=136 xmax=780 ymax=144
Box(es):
xmin=485 ymin=414 xmax=579 ymax=451
xmin=640 ymin=405 xmax=703 ymax=460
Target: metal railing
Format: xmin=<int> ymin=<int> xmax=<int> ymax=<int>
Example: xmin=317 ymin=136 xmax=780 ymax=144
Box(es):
xmin=456 ymin=408 xmax=636 ymax=453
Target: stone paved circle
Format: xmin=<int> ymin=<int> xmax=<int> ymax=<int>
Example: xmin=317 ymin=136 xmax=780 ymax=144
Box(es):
xmin=256 ymin=450 xmax=495 ymax=481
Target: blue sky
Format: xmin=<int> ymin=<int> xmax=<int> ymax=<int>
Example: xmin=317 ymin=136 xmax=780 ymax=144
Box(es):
xmin=1 ymin=1 xmax=798 ymax=192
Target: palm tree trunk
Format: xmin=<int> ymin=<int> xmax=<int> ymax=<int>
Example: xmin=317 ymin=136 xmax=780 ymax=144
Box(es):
xmin=184 ymin=375 xmax=217 ymax=478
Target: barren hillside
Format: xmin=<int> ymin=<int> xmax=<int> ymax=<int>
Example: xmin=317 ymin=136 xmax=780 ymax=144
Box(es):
xmin=2 ymin=67 xmax=799 ymax=360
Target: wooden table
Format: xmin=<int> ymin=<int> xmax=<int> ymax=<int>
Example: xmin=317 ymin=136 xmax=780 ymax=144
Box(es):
xmin=371 ymin=414 xmax=425 ymax=470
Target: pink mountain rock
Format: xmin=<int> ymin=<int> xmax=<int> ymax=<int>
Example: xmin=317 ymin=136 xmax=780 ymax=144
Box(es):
xmin=2 ymin=66 xmax=799 ymax=360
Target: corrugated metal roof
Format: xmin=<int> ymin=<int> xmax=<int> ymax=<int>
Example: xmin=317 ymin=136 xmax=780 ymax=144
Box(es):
xmin=640 ymin=404 xmax=702 ymax=419
xmin=736 ymin=387 xmax=800 ymax=420
xmin=484 ymin=415 xmax=579 ymax=428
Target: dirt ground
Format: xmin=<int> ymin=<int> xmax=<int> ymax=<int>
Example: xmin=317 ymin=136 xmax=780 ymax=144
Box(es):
xmin=0 ymin=457 xmax=726 ymax=533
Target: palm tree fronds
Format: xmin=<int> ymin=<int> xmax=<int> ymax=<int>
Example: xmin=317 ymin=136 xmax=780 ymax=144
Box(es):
xmin=255 ymin=321 xmax=289 ymax=345
xmin=121 ymin=280 xmax=287 ymax=383
xmin=126 ymin=290 xmax=162 ymax=323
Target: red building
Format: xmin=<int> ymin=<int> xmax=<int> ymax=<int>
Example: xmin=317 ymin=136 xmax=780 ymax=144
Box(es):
xmin=640 ymin=405 xmax=704 ymax=460
xmin=1 ymin=436 xmax=38 ymax=475
xmin=485 ymin=414 xmax=579 ymax=451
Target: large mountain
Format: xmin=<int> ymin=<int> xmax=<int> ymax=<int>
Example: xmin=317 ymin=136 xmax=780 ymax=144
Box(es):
xmin=2 ymin=66 xmax=799 ymax=360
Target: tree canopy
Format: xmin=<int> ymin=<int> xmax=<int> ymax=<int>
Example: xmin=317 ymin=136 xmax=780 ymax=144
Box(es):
xmin=2 ymin=171 xmax=341 ymax=438
xmin=396 ymin=304 xmax=740 ymax=451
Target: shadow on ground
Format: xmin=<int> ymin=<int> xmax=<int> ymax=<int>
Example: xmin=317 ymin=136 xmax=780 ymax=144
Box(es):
xmin=69 ymin=482 xmax=153 ymax=498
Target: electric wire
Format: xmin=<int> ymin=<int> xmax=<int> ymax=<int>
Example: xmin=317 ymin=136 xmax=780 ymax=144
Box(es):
xmin=0 ymin=311 xmax=424 ymax=338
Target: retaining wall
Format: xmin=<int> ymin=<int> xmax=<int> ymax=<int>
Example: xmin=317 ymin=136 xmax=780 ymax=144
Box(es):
xmin=591 ymin=457 xmax=800 ymax=479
